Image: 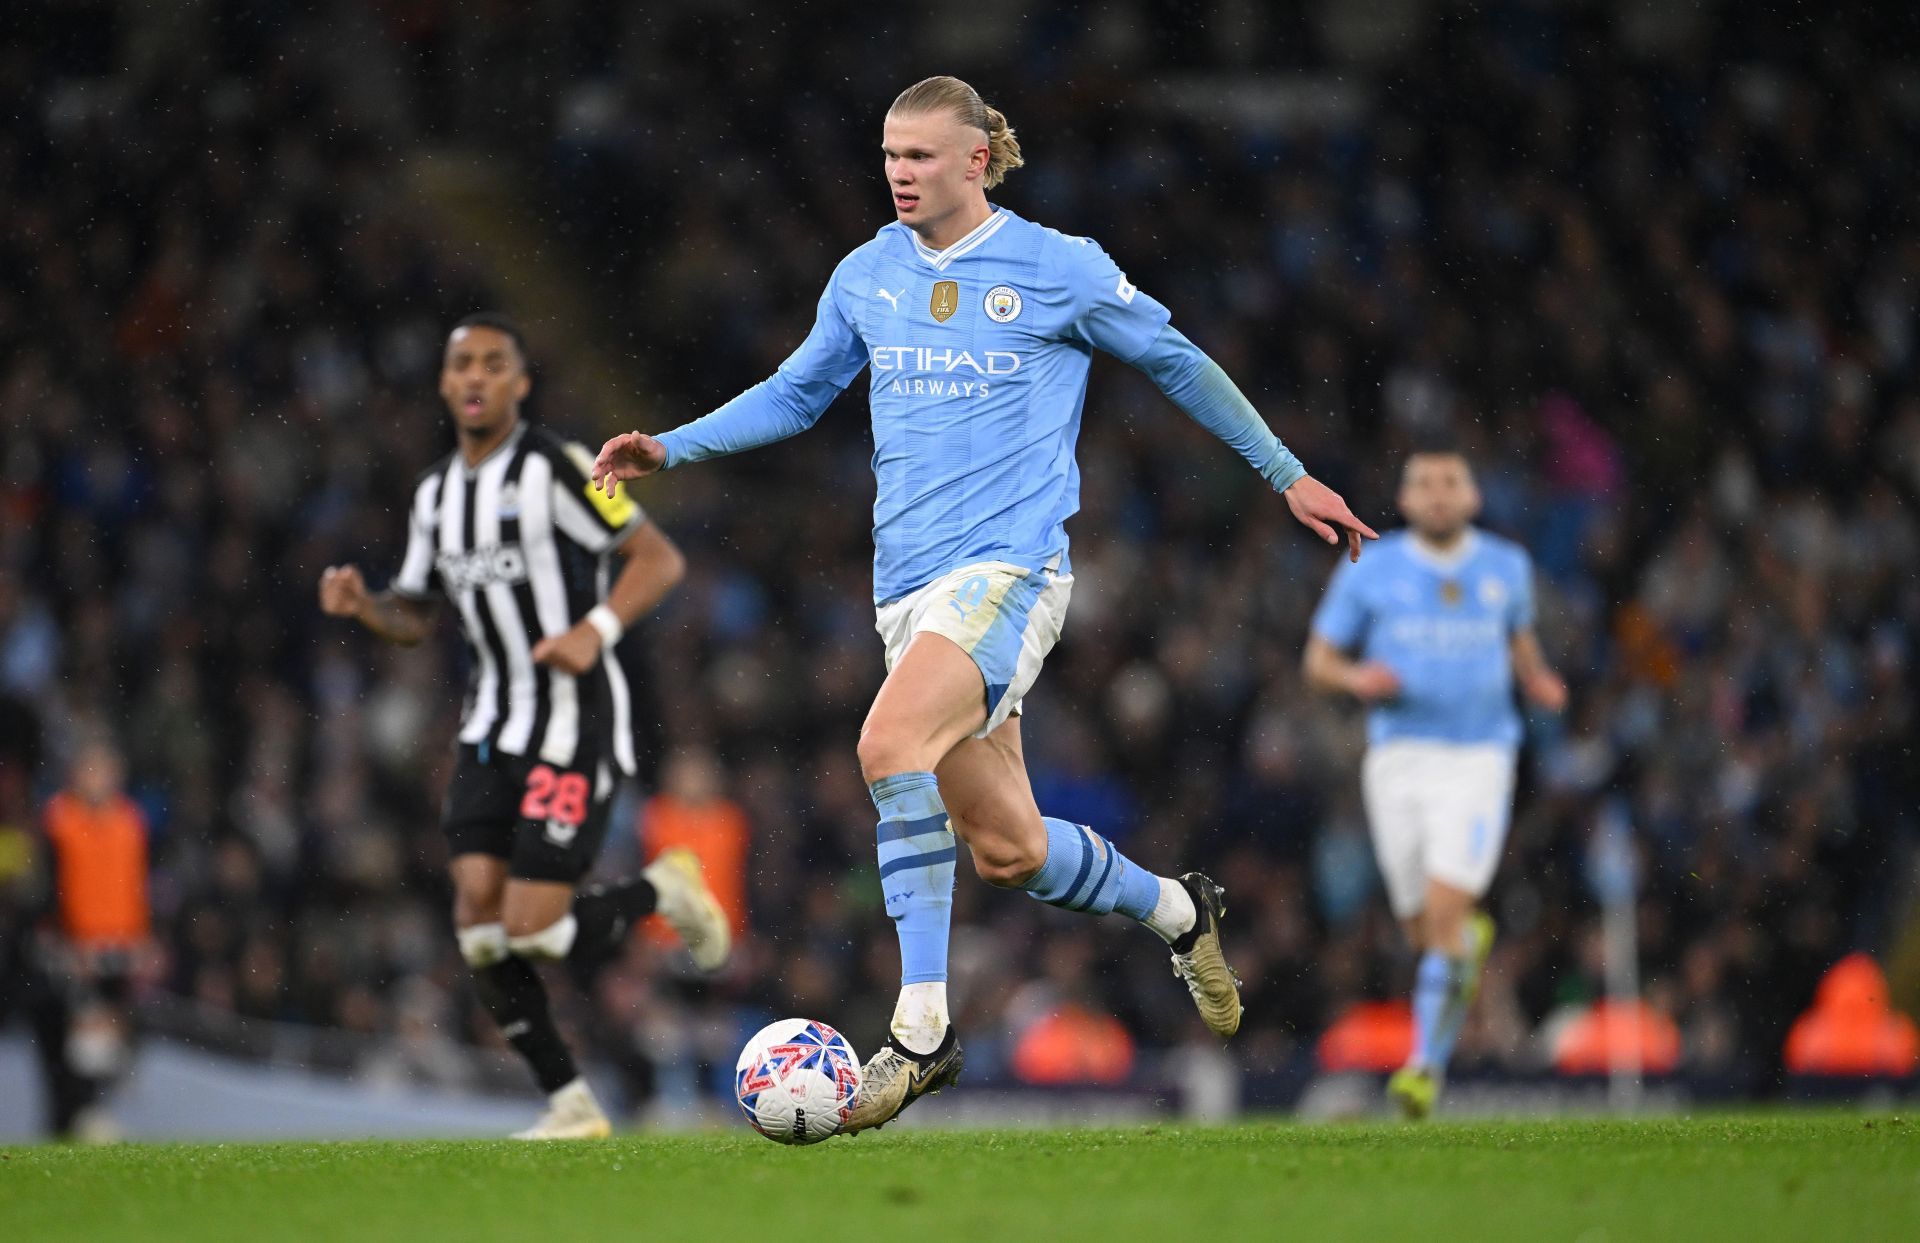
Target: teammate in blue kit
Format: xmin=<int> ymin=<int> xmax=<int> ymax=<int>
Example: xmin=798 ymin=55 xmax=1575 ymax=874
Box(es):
xmin=594 ymin=76 xmax=1377 ymax=1131
xmin=1305 ymin=446 xmax=1566 ymax=1119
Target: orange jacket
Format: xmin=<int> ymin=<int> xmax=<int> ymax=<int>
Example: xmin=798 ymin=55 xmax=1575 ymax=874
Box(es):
xmin=42 ymin=791 xmax=150 ymax=945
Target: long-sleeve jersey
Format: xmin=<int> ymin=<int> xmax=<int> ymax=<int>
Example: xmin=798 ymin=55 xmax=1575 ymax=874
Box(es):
xmin=658 ymin=207 xmax=1305 ymax=602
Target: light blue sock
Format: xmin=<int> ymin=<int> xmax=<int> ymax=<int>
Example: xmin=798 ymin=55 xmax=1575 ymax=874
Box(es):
xmin=1411 ymin=951 xmax=1468 ymax=1072
xmin=870 ymin=772 xmax=955 ymax=985
xmin=1022 ymin=817 xmax=1161 ymax=920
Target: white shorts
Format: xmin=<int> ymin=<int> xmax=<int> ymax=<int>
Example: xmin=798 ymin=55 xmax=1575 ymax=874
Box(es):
xmin=1361 ymin=740 xmax=1517 ymax=920
xmin=874 ymin=559 xmax=1073 ymax=739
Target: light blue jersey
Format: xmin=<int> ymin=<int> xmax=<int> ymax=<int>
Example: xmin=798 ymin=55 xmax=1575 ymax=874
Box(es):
xmin=1310 ymin=529 xmax=1535 ymax=746
xmin=657 ymin=207 xmax=1304 ymax=602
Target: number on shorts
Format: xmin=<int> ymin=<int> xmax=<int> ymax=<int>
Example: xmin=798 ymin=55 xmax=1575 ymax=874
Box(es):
xmin=520 ymin=765 xmax=590 ymax=826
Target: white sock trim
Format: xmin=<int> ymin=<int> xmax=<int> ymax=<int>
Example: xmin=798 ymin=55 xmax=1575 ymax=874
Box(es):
xmin=1146 ymin=876 xmax=1197 ymax=944
xmin=507 ymin=914 xmax=579 ymax=960
xmin=457 ymin=921 xmax=509 ymax=968
xmin=890 ymin=982 xmax=950 ymax=1054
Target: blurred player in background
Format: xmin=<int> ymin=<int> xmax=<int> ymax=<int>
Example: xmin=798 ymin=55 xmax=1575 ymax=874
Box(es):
xmin=319 ymin=314 xmax=730 ymax=1139
xmin=32 ymin=735 xmax=155 ymax=1140
xmin=1305 ymin=446 xmax=1566 ymax=1118
xmin=593 ymin=76 xmax=1377 ymax=1132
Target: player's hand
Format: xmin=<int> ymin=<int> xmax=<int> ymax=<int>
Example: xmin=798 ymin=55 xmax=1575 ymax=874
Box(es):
xmin=1347 ymin=662 xmax=1402 ymax=703
xmin=531 ymin=621 xmax=604 ymax=676
xmin=1522 ymin=668 xmax=1569 ymax=714
xmin=1283 ymin=475 xmax=1379 ymax=563
xmin=318 ymin=565 xmax=371 ymax=619
xmin=592 ymin=431 xmax=667 ymax=496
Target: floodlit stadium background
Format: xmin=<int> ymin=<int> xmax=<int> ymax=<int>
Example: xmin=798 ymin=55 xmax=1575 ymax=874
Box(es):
xmin=3 ymin=0 xmax=1918 ymax=1136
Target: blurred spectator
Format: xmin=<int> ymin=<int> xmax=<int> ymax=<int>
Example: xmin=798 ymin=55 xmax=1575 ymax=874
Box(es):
xmin=31 ymin=735 xmax=155 ymax=1138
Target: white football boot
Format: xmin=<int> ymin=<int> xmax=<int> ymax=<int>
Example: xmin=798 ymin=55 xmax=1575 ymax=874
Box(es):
xmin=512 ymin=1077 xmax=613 ymax=1140
xmin=644 ymin=847 xmax=732 ymax=972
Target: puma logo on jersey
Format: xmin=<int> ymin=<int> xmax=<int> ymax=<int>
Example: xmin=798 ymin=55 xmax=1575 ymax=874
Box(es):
xmin=874 ymin=287 xmax=902 ymax=311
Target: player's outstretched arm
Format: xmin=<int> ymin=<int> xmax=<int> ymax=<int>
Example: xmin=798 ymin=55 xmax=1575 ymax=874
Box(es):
xmin=318 ymin=564 xmax=437 ymax=646
xmin=593 ymin=263 xmax=870 ymax=497
xmin=531 ymin=522 xmax=687 ymax=675
xmin=1126 ymin=325 xmax=1377 ymax=560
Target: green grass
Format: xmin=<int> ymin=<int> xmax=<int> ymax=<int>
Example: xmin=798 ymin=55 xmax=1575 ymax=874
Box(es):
xmin=2 ymin=1116 xmax=1916 ymax=1243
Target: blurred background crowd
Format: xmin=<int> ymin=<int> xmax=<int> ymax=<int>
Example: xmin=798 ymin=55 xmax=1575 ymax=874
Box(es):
xmin=4 ymin=0 xmax=1918 ymax=1128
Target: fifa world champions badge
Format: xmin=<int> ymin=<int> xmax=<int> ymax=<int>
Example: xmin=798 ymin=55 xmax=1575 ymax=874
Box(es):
xmin=930 ymin=280 xmax=960 ymax=322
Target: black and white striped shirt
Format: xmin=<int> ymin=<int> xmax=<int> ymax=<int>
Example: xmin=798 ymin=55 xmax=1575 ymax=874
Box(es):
xmin=393 ymin=423 xmax=643 ymax=775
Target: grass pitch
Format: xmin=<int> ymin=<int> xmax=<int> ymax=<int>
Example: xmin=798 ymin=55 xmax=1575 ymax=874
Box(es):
xmin=3 ymin=1115 xmax=1915 ymax=1243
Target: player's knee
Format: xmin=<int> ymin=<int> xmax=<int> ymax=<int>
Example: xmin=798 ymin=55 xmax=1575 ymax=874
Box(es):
xmin=856 ymin=723 xmax=919 ymax=784
xmin=504 ymin=914 xmax=578 ymax=960
xmin=456 ymin=921 xmax=509 ymax=969
xmin=1424 ymin=907 xmax=1468 ymax=954
xmin=453 ymin=875 xmax=505 ymax=930
xmin=967 ymin=834 xmax=1043 ymax=888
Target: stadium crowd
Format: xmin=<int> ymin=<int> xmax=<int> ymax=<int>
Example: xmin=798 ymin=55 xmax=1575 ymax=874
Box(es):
xmin=4 ymin=1 xmax=1917 ymax=1122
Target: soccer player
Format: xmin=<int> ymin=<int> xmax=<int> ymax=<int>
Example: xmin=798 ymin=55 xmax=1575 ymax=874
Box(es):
xmin=319 ymin=313 xmax=731 ymax=1139
xmin=591 ymin=77 xmax=1377 ymax=1132
xmin=1303 ymin=446 xmax=1567 ymax=1118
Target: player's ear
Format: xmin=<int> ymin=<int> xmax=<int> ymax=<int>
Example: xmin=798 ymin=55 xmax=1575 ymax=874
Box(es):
xmin=512 ymin=371 xmax=531 ymax=403
xmin=969 ymin=141 xmax=990 ymax=181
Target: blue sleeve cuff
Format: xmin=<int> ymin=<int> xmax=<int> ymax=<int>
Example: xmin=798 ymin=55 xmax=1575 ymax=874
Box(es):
xmin=1264 ymin=455 xmax=1306 ymax=494
xmin=656 ymin=430 xmax=684 ymax=471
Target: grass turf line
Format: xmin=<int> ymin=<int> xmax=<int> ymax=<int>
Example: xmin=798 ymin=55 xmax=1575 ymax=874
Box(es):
xmin=2 ymin=1115 xmax=1915 ymax=1243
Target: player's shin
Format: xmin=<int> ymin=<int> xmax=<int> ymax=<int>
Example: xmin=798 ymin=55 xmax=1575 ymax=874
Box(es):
xmin=871 ymin=771 xmax=956 ymax=1053
xmin=1410 ymin=950 xmax=1467 ymax=1074
xmin=472 ymin=954 xmax=580 ymax=1093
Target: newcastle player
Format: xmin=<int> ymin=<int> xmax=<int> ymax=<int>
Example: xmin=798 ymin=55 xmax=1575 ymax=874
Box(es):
xmin=320 ymin=314 xmax=729 ymax=1139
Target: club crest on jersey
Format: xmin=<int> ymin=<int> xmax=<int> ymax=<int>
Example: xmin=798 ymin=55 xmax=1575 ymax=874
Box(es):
xmin=496 ymin=482 xmax=521 ymax=518
xmin=930 ymin=280 xmax=959 ymax=322
xmin=984 ymin=285 xmax=1022 ymax=323
xmin=1479 ymin=577 xmax=1507 ymax=609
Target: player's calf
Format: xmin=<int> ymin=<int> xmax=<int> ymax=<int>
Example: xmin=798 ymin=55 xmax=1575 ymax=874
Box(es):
xmin=1015 ymin=818 xmax=1242 ymax=1037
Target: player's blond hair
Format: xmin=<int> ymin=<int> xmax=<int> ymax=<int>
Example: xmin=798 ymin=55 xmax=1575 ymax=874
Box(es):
xmin=888 ymin=76 xmax=1024 ymax=190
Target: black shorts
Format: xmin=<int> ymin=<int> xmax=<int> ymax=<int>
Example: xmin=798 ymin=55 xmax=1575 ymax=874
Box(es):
xmin=441 ymin=743 xmax=616 ymax=883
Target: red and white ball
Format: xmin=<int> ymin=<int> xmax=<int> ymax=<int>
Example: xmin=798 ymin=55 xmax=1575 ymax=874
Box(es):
xmin=733 ymin=1018 xmax=862 ymax=1145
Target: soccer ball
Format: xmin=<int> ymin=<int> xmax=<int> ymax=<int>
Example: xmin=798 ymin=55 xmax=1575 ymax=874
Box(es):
xmin=734 ymin=1018 xmax=862 ymax=1145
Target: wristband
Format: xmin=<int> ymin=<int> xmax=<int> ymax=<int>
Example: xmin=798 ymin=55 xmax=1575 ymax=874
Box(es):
xmin=585 ymin=604 xmax=625 ymax=648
